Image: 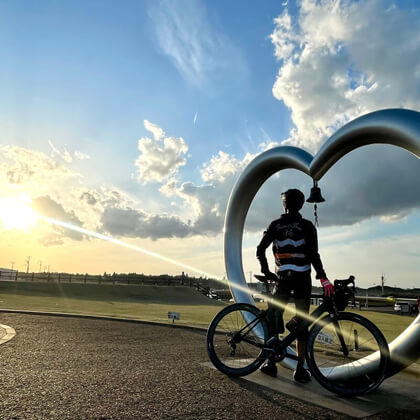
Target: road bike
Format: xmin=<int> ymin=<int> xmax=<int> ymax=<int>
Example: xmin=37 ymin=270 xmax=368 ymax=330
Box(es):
xmin=206 ymin=275 xmax=390 ymax=396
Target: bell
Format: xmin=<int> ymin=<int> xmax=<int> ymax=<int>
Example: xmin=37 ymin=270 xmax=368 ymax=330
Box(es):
xmin=306 ymin=180 xmax=325 ymax=203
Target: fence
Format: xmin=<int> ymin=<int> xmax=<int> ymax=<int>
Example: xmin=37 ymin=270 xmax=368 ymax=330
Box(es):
xmin=0 ymin=270 xmax=218 ymax=296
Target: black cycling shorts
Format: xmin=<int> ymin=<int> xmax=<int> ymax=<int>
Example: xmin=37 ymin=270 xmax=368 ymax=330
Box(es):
xmin=272 ymin=271 xmax=311 ymax=340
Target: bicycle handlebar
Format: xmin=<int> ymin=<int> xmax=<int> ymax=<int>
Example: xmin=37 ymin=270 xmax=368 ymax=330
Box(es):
xmin=334 ymin=275 xmax=355 ymax=287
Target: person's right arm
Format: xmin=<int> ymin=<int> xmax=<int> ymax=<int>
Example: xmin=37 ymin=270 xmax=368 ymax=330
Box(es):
xmin=256 ymin=224 xmax=275 ymax=277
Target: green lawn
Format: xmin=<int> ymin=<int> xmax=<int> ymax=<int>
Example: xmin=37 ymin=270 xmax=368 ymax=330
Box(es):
xmin=0 ymin=281 xmax=416 ymax=342
xmin=255 ymin=302 xmax=415 ymax=344
xmin=0 ymin=281 xmax=226 ymax=328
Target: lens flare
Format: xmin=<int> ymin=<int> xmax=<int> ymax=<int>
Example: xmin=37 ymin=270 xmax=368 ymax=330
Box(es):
xmin=42 ymin=217 xmax=223 ymax=280
xmin=0 ymin=196 xmax=39 ymax=230
xmin=40 ymin=217 xmax=340 ymax=325
xmin=41 ymin=217 xmax=276 ymax=305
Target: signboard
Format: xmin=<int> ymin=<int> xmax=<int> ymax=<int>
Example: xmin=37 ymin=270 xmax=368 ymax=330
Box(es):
xmin=168 ymin=311 xmax=180 ymax=323
xmin=315 ymin=331 xmax=334 ymax=346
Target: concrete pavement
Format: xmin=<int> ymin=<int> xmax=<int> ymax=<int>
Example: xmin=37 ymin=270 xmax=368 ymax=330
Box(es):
xmin=203 ymin=361 xmax=420 ymax=418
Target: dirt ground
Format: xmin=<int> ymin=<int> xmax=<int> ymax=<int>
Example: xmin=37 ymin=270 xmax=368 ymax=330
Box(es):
xmin=0 ymin=313 xmax=418 ymax=420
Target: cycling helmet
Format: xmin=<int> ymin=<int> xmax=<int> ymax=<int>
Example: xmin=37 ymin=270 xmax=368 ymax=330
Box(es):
xmin=281 ymin=189 xmax=305 ymax=212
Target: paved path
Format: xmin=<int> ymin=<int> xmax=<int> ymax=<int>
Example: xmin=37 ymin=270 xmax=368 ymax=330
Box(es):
xmin=0 ymin=313 xmax=418 ymax=420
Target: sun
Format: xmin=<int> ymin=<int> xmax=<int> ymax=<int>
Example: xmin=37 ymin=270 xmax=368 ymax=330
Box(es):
xmin=0 ymin=195 xmax=39 ymax=231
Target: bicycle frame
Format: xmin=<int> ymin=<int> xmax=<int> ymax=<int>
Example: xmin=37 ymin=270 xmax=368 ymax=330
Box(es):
xmin=233 ymin=292 xmax=348 ymax=365
xmin=263 ymin=294 xmax=339 ymax=359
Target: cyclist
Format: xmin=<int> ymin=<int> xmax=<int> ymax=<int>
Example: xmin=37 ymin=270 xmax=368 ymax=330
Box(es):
xmin=256 ymin=188 xmax=333 ymax=383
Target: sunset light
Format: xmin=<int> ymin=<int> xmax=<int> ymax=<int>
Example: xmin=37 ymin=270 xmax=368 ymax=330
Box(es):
xmin=0 ymin=196 xmax=39 ymax=231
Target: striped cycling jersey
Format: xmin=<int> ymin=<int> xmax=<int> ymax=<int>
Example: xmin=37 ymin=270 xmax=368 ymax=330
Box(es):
xmin=272 ymin=238 xmax=311 ymax=273
xmin=256 ymin=212 xmax=326 ymax=279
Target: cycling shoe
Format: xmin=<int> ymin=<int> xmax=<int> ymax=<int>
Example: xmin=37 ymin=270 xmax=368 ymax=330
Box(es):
xmin=293 ymin=365 xmax=311 ymax=383
xmin=260 ymin=361 xmax=277 ymax=377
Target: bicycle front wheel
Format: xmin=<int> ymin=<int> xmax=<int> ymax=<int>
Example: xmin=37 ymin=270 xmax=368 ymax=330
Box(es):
xmin=306 ymin=312 xmax=389 ymax=396
xmin=206 ymin=303 xmax=269 ymax=377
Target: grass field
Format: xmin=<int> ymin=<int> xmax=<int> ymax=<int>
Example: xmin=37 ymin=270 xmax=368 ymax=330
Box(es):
xmin=0 ymin=281 xmax=416 ymax=343
xmin=0 ymin=281 xmax=226 ymax=328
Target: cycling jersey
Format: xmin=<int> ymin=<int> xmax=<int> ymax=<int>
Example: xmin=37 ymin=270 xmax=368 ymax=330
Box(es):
xmin=256 ymin=212 xmax=326 ymax=279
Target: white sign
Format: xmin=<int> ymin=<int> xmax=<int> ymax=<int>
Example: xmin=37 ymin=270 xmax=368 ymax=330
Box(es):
xmin=168 ymin=311 xmax=180 ymax=320
xmin=316 ymin=331 xmax=334 ymax=346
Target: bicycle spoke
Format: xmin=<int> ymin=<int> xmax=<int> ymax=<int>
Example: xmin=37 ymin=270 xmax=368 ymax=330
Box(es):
xmin=307 ymin=313 xmax=389 ymax=396
xmin=209 ymin=304 xmax=267 ymax=373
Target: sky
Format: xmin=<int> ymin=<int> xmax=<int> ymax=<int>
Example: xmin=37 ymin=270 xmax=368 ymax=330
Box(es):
xmin=0 ymin=0 xmax=420 ymax=289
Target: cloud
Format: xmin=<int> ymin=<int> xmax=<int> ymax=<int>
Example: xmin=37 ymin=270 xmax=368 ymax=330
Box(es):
xmin=48 ymin=140 xmax=73 ymax=163
xmin=100 ymin=207 xmax=191 ymax=240
xmin=200 ymin=151 xmax=249 ymax=183
xmin=74 ymin=151 xmax=91 ymax=160
xmin=159 ymin=152 xmax=257 ymax=235
xmin=159 ymin=141 xmax=420 ymax=237
xmin=313 ymin=145 xmax=420 ymax=227
xmin=32 ymin=195 xmax=85 ymax=241
xmin=0 ymin=145 xmax=80 ymax=191
xmin=144 ymin=120 xmax=165 ymax=141
xmin=135 ymin=120 xmax=188 ymax=184
xmin=270 ymin=0 xmax=420 ymax=152
xmin=149 ymin=0 xmax=243 ymax=85
xmin=0 ymin=145 xmax=104 ymax=242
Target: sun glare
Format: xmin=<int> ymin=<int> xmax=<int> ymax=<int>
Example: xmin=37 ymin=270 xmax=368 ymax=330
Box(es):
xmin=0 ymin=196 xmax=39 ymax=230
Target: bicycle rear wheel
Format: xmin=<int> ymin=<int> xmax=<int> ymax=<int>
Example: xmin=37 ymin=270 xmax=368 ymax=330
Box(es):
xmin=206 ymin=303 xmax=269 ymax=377
xmin=306 ymin=312 xmax=389 ymax=396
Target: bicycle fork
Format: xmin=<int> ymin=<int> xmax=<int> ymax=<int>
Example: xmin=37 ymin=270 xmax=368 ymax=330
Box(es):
xmin=332 ymin=318 xmax=350 ymax=356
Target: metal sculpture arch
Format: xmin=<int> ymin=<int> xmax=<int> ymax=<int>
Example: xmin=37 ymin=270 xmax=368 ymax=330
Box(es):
xmin=224 ymin=108 xmax=420 ymax=376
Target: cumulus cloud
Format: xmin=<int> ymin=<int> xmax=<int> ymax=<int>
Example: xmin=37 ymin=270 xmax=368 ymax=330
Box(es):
xmin=0 ymin=144 xmax=196 ymax=242
xmin=100 ymin=207 xmax=191 ymax=240
xmin=159 ymin=152 xmax=257 ymax=235
xmin=201 ymin=151 xmax=249 ymax=183
xmin=144 ymin=120 xmax=165 ymax=141
xmin=32 ymin=195 xmax=85 ymax=241
xmin=270 ymin=0 xmax=420 ymax=152
xmin=135 ymin=120 xmax=188 ymax=183
xmin=0 ymin=145 xmax=81 ymax=193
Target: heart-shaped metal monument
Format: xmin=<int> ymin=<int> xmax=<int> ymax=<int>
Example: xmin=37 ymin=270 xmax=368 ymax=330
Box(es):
xmin=224 ymin=108 xmax=420 ymax=377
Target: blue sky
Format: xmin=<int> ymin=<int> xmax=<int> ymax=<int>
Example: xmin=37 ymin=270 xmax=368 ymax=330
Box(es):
xmin=0 ymin=0 xmax=419 ymax=288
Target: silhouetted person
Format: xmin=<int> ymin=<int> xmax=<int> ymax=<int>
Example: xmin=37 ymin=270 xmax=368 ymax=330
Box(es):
xmin=256 ymin=188 xmax=333 ymax=383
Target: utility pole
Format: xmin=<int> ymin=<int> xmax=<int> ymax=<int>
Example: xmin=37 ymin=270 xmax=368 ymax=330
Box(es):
xmin=26 ymin=256 xmax=31 ymax=274
xmin=381 ymin=273 xmax=385 ymax=296
xmin=10 ymin=261 xmax=14 ymax=271
xmin=39 ymin=260 xmax=42 ymax=272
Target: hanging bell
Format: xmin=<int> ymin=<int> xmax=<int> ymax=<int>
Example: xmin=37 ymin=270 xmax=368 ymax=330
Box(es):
xmin=306 ymin=180 xmax=325 ymax=203
xmin=306 ymin=180 xmax=325 ymax=228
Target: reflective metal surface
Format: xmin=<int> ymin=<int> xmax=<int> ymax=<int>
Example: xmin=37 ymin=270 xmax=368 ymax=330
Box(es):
xmin=224 ymin=108 xmax=420 ymax=375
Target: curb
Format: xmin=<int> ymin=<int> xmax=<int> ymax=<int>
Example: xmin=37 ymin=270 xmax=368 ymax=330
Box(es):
xmin=0 ymin=308 xmax=208 ymax=334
